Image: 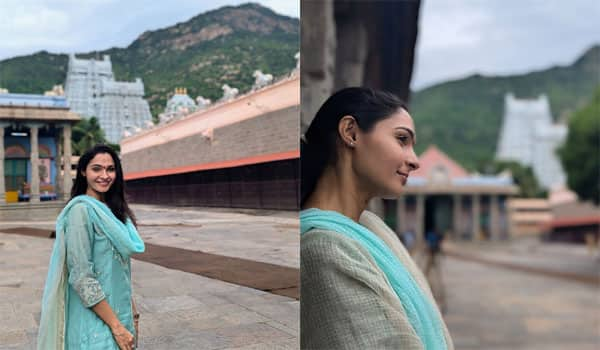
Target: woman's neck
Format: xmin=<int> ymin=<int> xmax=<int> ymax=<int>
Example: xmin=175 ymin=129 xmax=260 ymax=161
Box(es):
xmin=302 ymin=165 xmax=371 ymax=222
xmin=85 ymin=188 xmax=105 ymax=202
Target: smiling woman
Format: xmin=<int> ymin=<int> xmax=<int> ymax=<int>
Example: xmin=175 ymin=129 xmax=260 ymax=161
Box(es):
xmin=83 ymin=153 xmax=117 ymax=196
xmin=300 ymin=87 xmax=453 ymax=349
xmin=37 ymin=144 xmax=145 ymax=350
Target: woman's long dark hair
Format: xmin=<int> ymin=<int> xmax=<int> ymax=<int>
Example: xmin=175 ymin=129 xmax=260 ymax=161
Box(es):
xmin=70 ymin=144 xmax=137 ymax=226
xmin=301 ymin=87 xmax=408 ymax=206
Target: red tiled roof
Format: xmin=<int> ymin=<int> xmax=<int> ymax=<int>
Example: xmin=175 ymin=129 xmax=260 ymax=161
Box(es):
xmin=543 ymin=216 xmax=600 ymax=229
xmin=411 ymin=145 xmax=469 ymax=178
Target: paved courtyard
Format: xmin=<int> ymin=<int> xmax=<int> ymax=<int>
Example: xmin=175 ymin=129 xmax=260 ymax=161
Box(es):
xmin=437 ymin=240 xmax=600 ymax=350
xmin=0 ymin=205 xmax=299 ymax=350
xmin=133 ymin=205 xmax=299 ymax=268
xmin=1 ymin=204 xmax=598 ymax=349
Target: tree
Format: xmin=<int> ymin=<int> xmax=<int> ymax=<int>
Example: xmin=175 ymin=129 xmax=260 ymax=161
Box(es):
xmin=71 ymin=117 xmax=119 ymax=155
xmin=479 ymin=160 xmax=546 ymax=198
xmin=558 ymin=87 xmax=600 ymax=204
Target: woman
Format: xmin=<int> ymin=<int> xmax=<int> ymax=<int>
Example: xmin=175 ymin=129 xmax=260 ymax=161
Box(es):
xmin=300 ymin=87 xmax=453 ymax=349
xmin=38 ymin=144 xmax=145 ymax=350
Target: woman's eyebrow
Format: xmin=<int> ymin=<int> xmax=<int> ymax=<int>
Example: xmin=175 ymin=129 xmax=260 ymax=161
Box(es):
xmin=395 ymin=126 xmax=417 ymax=144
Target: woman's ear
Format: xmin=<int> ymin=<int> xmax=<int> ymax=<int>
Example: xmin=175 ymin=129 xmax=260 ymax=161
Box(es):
xmin=338 ymin=115 xmax=358 ymax=147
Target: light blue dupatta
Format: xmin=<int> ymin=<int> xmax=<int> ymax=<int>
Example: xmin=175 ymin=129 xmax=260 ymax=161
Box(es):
xmin=300 ymin=208 xmax=447 ymax=350
xmin=37 ymin=195 xmax=145 ymax=350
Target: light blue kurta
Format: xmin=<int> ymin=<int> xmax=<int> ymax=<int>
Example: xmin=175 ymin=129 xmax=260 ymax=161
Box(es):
xmin=64 ymin=201 xmax=135 ymax=349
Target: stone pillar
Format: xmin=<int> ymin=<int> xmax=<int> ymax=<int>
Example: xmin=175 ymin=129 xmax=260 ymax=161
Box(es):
xmin=453 ymin=194 xmax=461 ymax=240
xmin=300 ymin=0 xmax=336 ymax=132
xmin=415 ymin=194 xmax=425 ymax=246
xmin=54 ymin=129 xmax=63 ymax=200
xmin=334 ymin=1 xmax=367 ymax=89
xmin=396 ymin=196 xmax=406 ymax=234
xmin=62 ymin=124 xmax=73 ymax=198
xmin=472 ymin=194 xmax=481 ymax=240
xmin=0 ymin=124 xmax=6 ymax=203
xmin=28 ymin=124 xmax=41 ymax=203
xmin=490 ymin=194 xmax=500 ymax=241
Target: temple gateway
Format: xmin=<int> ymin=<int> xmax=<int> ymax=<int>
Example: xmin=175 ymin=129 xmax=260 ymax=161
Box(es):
xmin=64 ymin=54 xmax=152 ymax=143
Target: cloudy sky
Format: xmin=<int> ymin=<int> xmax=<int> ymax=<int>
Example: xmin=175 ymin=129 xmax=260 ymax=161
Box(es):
xmin=0 ymin=0 xmax=299 ymax=60
xmin=413 ymin=0 xmax=600 ymax=89
xmin=0 ymin=1 xmax=598 ymax=90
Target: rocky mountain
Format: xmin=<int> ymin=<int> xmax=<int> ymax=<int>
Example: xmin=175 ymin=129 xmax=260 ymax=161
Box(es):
xmin=0 ymin=3 xmax=299 ymax=118
xmin=410 ymin=45 xmax=600 ymax=170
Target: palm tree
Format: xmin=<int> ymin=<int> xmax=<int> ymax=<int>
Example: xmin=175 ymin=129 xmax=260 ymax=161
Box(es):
xmin=72 ymin=117 xmax=118 ymax=155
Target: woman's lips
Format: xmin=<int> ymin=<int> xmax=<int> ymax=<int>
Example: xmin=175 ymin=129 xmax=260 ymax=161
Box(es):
xmin=397 ymin=171 xmax=408 ymax=182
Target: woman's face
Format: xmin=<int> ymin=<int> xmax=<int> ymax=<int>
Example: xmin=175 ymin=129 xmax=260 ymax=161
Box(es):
xmin=352 ymin=108 xmax=419 ymax=198
xmin=83 ymin=152 xmax=116 ymax=199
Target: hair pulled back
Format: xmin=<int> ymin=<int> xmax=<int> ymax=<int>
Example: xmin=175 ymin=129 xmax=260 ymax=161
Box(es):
xmin=301 ymin=87 xmax=407 ymax=206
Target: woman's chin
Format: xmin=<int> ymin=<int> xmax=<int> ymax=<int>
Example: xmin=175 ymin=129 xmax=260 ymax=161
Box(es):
xmin=380 ymin=187 xmax=405 ymax=200
xmin=92 ymin=186 xmax=112 ymax=193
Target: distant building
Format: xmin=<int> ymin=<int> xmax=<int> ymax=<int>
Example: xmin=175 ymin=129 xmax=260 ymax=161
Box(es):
xmin=158 ymin=88 xmax=198 ymax=124
xmin=505 ymin=198 xmax=552 ymax=237
xmin=121 ymin=76 xmax=299 ymax=210
xmin=64 ymin=54 xmax=152 ymax=143
xmin=0 ymin=92 xmax=79 ymax=220
xmin=544 ymin=201 xmax=600 ymax=244
xmin=371 ymin=145 xmax=518 ymax=243
xmin=496 ymin=93 xmax=567 ymax=189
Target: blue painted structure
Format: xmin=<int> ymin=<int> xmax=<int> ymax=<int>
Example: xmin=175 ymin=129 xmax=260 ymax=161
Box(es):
xmin=1 ymin=92 xmax=66 ymax=201
xmin=0 ymin=93 xmax=68 ymax=108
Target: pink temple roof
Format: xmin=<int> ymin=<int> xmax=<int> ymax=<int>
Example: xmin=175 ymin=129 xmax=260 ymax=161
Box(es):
xmin=411 ymin=145 xmax=469 ymax=179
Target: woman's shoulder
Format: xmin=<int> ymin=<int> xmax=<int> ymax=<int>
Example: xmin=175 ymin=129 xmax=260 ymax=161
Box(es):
xmin=59 ymin=197 xmax=97 ymax=226
xmin=301 ymin=228 xmax=378 ymax=267
xmin=301 ymin=228 xmax=360 ymax=249
xmin=359 ymin=210 xmax=390 ymax=232
xmin=62 ymin=198 xmax=91 ymax=216
xmin=301 ymin=227 xmax=400 ymax=304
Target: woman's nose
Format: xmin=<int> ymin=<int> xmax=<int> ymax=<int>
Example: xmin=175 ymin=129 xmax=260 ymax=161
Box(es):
xmin=407 ymin=151 xmax=420 ymax=172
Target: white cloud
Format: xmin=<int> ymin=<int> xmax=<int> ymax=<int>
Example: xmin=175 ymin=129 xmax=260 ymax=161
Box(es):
xmin=255 ymin=0 xmax=299 ymax=17
xmin=412 ymin=0 xmax=600 ymax=89
xmin=0 ymin=0 xmax=298 ymax=60
xmin=418 ymin=5 xmax=488 ymax=51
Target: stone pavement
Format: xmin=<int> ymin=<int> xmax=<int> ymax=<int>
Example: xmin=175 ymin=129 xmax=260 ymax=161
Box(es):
xmin=133 ymin=205 xmax=299 ymax=269
xmin=431 ymin=240 xmax=600 ymax=350
xmin=3 ymin=202 xmax=598 ymax=349
xmin=0 ymin=204 xmax=300 ymax=269
xmin=0 ymin=205 xmax=299 ymax=350
xmin=444 ymin=238 xmax=600 ymax=283
xmin=138 ymin=242 xmax=299 ymax=299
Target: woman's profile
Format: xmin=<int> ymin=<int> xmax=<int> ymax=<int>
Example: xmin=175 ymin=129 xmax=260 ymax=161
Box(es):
xmin=300 ymin=87 xmax=453 ymax=349
xmin=38 ymin=144 xmax=145 ymax=350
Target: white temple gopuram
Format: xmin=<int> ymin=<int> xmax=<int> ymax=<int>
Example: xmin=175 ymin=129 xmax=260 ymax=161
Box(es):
xmin=496 ymin=93 xmax=567 ymax=190
xmin=64 ymin=54 xmax=152 ymax=143
xmin=158 ymin=88 xmax=199 ymax=124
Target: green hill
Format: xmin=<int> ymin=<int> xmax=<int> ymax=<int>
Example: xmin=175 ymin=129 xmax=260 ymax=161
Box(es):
xmin=0 ymin=3 xmax=299 ymax=118
xmin=411 ymin=45 xmax=600 ymax=170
